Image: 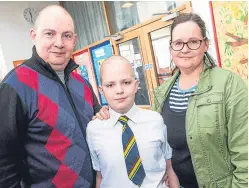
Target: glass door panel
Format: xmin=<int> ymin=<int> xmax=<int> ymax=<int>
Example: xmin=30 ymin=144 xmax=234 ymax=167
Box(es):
xmin=118 ymin=38 xmax=150 ymax=105
xmin=150 ymin=26 xmax=174 ymax=85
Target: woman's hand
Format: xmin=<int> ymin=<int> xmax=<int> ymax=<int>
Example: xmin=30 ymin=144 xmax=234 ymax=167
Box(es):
xmin=162 ymin=173 xmax=169 ymax=187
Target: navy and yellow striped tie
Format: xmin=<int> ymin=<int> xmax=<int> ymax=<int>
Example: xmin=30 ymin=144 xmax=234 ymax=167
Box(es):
xmin=119 ymin=115 xmax=146 ymax=186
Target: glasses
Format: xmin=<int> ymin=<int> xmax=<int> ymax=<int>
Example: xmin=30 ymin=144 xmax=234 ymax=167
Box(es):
xmin=170 ymin=37 xmax=206 ymax=51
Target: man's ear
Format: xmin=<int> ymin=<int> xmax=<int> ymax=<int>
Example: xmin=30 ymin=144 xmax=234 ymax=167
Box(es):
xmin=73 ymin=34 xmax=78 ymax=47
xmin=134 ymin=79 xmax=139 ymax=93
xmin=30 ymin=28 xmax=36 ymax=44
xmin=98 ymin=86 xmax=104 ymax=96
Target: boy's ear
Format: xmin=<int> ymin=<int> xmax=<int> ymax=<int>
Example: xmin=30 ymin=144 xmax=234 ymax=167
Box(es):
xmin=98 ymin=86 xmax=104 ymax=96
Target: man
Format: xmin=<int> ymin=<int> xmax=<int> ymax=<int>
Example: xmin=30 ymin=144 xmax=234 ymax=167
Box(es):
xmin=86 ymin=56 xmax=179 ymax=188
xmin=0 ymin=5 xmax=104 ymax=188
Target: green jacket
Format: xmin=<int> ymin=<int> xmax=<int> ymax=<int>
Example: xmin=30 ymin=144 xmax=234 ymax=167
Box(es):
xmin=152 ymin=64 xmax=248 ymax=188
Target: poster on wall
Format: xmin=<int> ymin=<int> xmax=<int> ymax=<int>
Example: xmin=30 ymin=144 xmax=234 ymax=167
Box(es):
xmin=90 ymin=40 xmax=113 ymax=105
xmin=72 ymin=49 xmax=100 ymax=102
xmin=210 ymin=1 xmax=248 ymax=83
xmin=13 ymin=60 xmax=25 ymax=68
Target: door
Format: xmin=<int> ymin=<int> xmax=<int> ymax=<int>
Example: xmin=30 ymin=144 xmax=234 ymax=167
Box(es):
xmin=112 ymin=28 xmax=153 ymax=108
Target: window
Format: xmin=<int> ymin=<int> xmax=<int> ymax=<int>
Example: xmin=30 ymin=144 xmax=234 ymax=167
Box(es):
xmin=105 ymin=1 xmax=185 ymax=34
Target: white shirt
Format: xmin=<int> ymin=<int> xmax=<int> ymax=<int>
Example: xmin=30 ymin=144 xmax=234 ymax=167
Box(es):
xmin=86 ymin=104 xmax=172 ymax=188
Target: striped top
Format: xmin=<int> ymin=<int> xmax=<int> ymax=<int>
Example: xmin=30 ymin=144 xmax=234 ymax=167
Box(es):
xmin=169 ymin=77 xmax=197 ymax=112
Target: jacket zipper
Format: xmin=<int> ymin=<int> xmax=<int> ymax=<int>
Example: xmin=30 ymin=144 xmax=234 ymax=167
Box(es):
xmin=185 ymin=96 xmax=201 ymax=187
xmin=55 ymin=74 xmax=88 ymax=140
xmin=64 ymin=80 xmax=88 ymax=139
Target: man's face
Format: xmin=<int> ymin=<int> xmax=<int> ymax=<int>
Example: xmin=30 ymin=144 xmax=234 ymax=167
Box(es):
xmin=30 ymin=10 xmax=77 ymax=71
xmin=100 ymin=61 xmax=138 ymax=114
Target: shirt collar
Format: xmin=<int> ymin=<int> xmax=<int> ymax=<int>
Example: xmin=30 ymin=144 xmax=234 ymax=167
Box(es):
xmin=109 ymin=104 xmax=139 ymax=126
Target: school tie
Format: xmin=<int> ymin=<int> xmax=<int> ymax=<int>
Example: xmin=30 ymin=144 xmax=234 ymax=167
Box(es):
xmin=119 ymin=115 xmax=146 ymax=186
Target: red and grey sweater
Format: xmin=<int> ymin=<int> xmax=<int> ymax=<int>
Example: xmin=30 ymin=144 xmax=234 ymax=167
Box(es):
xmin=0 ymin=47 xmax=101 ymax=188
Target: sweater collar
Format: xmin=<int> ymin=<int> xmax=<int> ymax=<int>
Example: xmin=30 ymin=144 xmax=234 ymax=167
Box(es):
xmin=31 ymin=45 xmax=78 ymax=78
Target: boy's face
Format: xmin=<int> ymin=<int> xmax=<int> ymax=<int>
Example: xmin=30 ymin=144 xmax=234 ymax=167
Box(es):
xmin=100 ymin=61 xmax=138 ymax=114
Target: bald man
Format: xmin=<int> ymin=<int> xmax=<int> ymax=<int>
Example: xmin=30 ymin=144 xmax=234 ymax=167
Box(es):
xmin=86 ymin=56 xmax=180 ymax=188
xmin=0 ymin=5 xmax=105 ymax=188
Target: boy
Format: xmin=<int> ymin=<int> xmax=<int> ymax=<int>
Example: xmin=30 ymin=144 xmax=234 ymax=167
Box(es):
xmin=86 ymin=56 xmax=179 ymax=188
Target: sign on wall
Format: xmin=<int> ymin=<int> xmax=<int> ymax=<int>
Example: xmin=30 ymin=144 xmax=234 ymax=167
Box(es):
xmin=72 ymin=49 xmax=100 ymax=102
xmin=90 ymin=40 xmax=113 ymax=105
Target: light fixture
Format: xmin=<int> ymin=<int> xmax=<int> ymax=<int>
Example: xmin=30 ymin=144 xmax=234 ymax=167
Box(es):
xmin=112 ymin=33 xmax=124 ymax=41
xmin=121 ymin=2 xmax=134 ymax=8
xmin=161 ymin=12 xmax=180 ymax=22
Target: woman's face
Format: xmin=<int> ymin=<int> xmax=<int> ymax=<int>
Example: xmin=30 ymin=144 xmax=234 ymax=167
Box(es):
xmin=170 ymin=21 xmax=209 ymax=71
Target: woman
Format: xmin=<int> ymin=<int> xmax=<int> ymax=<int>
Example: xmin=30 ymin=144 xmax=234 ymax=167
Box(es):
xmin=152 ymin=13 xmax=248 ymax=188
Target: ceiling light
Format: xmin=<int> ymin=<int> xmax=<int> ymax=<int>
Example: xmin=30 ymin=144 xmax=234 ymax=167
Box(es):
xmin=121 ymin=2 xmax=134 ymax=8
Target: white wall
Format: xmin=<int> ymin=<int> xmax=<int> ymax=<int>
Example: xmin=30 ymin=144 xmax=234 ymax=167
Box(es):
xmin=0 ymin=1 xmax=58 ymax=73
xmin=0 ymin=1 xmax=218 ymax=73
xmin=0 ymin=44 xmax=7 ymax=81
xmin=191 ymin=0 xmax=218 ymax=62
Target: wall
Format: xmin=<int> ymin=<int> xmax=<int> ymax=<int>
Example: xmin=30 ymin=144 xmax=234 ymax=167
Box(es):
xmin=191 ymin=0 xmax=219 ymax=62
xmin=211 ymin=1 xmax=248 ymax=83
xmin=0 ymin=1 xmax=219 ymax=73
xmin=0 ymin=44 xmax=7 ymax=81
xmin=0 ymin=1 xmax=58 ymax=73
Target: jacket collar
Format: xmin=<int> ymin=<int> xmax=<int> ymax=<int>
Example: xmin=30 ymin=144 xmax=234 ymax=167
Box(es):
xmin=153 ymin=57 xmax=214 ymax=110
xmin=28 ymin=46 xmax=78 ymax=80
xmin=194 ymin=63 xmax=212 ymax=95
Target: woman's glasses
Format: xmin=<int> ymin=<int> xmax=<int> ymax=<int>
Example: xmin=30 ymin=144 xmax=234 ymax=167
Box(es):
xmin=170 ymin=37 xmax=206 ymax=51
